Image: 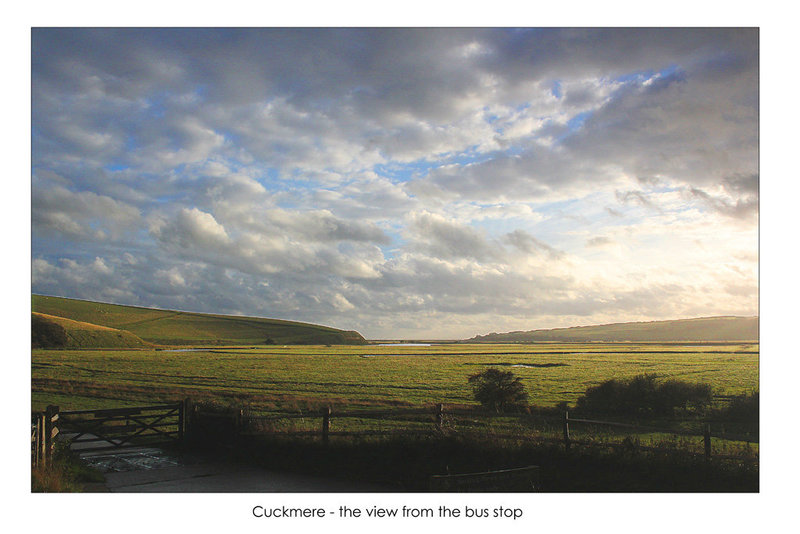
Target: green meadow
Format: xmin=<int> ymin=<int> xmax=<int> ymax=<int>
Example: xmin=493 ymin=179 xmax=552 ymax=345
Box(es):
xmin=31 ymin=343 xmax=758 ymax=414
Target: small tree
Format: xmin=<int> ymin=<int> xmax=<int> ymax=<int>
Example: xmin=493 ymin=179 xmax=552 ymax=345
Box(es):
xmin=468 ymin=367 xmax=529 ymax=412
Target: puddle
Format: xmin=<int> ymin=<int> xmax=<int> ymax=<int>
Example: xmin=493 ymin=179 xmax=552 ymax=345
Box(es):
xmin=510 ymin=363 xmax=567 ymax=368
xmin=361 ymin=354 xmax=421 ymax=357
xmin=375 ymin=343 xmax=431 ymax=347
xmin=464 ymin=362 xmax=569 ymax=368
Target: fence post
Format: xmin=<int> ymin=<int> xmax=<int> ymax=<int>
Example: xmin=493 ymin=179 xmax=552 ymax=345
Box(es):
xmin=704 ymin=424 xmax=711 ymax=462
xmin=33 ymin=415 xmax=43 ymax=467
xmin=178 ymin=399 xmax=187 ymax=443
xmin=435 ymin=403 xmax=444 ymax=432
xmin=563 ymin=410 xmax=571 ymax=452
xmin=322 ymin=406 xmax=331 ymax=444
xmin=44 ymin=405 xmax=59 ymax=466
xmin=39 ymin=414 xmax=47 ymax=467
xmin=30 ymin=417 xmax=36 ymax=468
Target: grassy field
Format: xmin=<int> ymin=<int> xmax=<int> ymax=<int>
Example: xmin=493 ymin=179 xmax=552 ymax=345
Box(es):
xmin=31 ymin=342 xmax=758 ymax=414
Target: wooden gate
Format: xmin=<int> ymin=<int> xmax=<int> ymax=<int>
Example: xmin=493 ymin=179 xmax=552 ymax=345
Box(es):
xmin=31 ymin=406 xmax=59 ymax=467
xmin=55 ymin=403 xmax=185 ymax=452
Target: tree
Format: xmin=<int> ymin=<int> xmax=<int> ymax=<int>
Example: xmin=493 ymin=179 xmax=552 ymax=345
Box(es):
xmin=468 ymin=367 xmax=529 ymax=412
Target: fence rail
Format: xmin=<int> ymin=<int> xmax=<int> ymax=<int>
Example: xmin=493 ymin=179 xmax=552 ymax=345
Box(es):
xmin=32 ymin=399 xmax=757 ymax=468
xmin=565 ymin=414 xmax=756 ymax=443
xmin=193 ymin=403 xmax=757 ymax=463
xmin=430 ymin=465 xmax=541 ymax=492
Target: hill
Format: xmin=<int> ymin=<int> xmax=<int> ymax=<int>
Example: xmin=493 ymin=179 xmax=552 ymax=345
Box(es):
xmin=32 ymin=312 xmax=152 ymax=349
xmin=467 ymin=316 xmax=759 ymax=343
xmin=32 ymin=295 xmax=367 ymax=346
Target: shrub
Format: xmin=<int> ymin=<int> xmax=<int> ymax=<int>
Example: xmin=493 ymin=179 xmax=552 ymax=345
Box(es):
xmin=467 ymin=368 xmax=529 ymax=412
xmin=719 ymin=392 xmax=758 ymax=432
xmin=575 ymin=374 xmax=712 ymax=417
xmin=656 ymin=379 xmax=713 ymax=413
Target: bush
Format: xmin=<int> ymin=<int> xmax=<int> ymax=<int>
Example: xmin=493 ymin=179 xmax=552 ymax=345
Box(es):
xmin=467 ymin=368 xmax=529 ymax=412
xmin=575 ymin=374 xmax=712 ymax=417
xmin=719 ymin=391 xmax=758 ymax=432
xmin=656 ymin=379 xmax=713 ymax=413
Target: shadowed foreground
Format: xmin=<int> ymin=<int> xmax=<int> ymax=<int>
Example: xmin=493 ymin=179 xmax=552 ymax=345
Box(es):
xmin=101 ymin=461 xmax=394 ymax=492
xmin=78 ymin=446 xmax=393 ymax=492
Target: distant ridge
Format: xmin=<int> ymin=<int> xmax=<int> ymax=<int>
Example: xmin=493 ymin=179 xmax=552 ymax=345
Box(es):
xmin=467 ymin=316 xmax=759 ymax=343
xmin=32 ymin=294 xmax=367 ymax=346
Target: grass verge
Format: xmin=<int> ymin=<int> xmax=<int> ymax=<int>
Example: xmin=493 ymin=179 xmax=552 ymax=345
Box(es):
xmin=31 ymin=443 xmax=106 ymax=492
xmin=218 ymin=432 xmax=758 ymax=492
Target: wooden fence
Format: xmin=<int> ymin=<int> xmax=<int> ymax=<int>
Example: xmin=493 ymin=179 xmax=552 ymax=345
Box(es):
xmin=223 ymin=404 xmax=758 ymax=462
xmin=561 ymin=411 xmax=737 ymax=461
xmin=32 ymin=399 xmax=757 ymax=467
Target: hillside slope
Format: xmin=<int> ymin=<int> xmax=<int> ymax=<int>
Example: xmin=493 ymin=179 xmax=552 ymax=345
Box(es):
xmin=32 ymin=295 xmax=367 ymax=346
xmin=32 ymin=312 xmax=152 ymax=349
xmin=468 ymin=316 xmax=759 ymax=343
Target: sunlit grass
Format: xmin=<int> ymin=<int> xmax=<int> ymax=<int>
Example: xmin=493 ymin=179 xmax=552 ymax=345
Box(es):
xmin=32 ymin=342 xmax=758 ymax=413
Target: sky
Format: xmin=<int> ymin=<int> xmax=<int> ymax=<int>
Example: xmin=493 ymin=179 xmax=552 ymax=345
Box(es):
xmin=30 ymin=28 xmax=759 ymax=339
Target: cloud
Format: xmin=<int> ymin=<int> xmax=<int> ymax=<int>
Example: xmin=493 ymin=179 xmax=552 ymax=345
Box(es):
xmin=30 ymin=28 xmax=759 ymax=338
xmin=616 ymin=190 xmax=661 ymax=211
xmin=688 ymin=185 xmax=759 ymax=220
xmin=504 ymin=229 xmax=564 ymax=259
xmin=32 ymin=184 xmax=141 ymax=241
xmin=407 ymin=212 xmax=498 ymax=261
xmin=154 ymin=207 xmax=231 ymax=249
xmin=267 ymin=209 xmax=391 ymax=245
xmin=585 ymin=236 xmax=615 ymax=248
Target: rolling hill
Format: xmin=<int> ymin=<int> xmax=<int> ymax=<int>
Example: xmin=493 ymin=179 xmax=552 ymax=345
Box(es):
xmin=32 ymin=295 xmax=367 ymax=346
xmin=467 ymin=316 xmax=759 ymax=343
xmin=32 ymin=312 xmax=152 ymax=349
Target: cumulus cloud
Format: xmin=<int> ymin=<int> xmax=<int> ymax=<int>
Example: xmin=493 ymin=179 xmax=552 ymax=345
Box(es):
xmin=32 ymin=184 xmax=141 ymax=241
xmin=31 ymin=28 xmax=759 ymax=338
xmin=154 ymin=207 xmax=231 ymax=249
xmin=267 ymin=209 xmax=391 ymax=245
